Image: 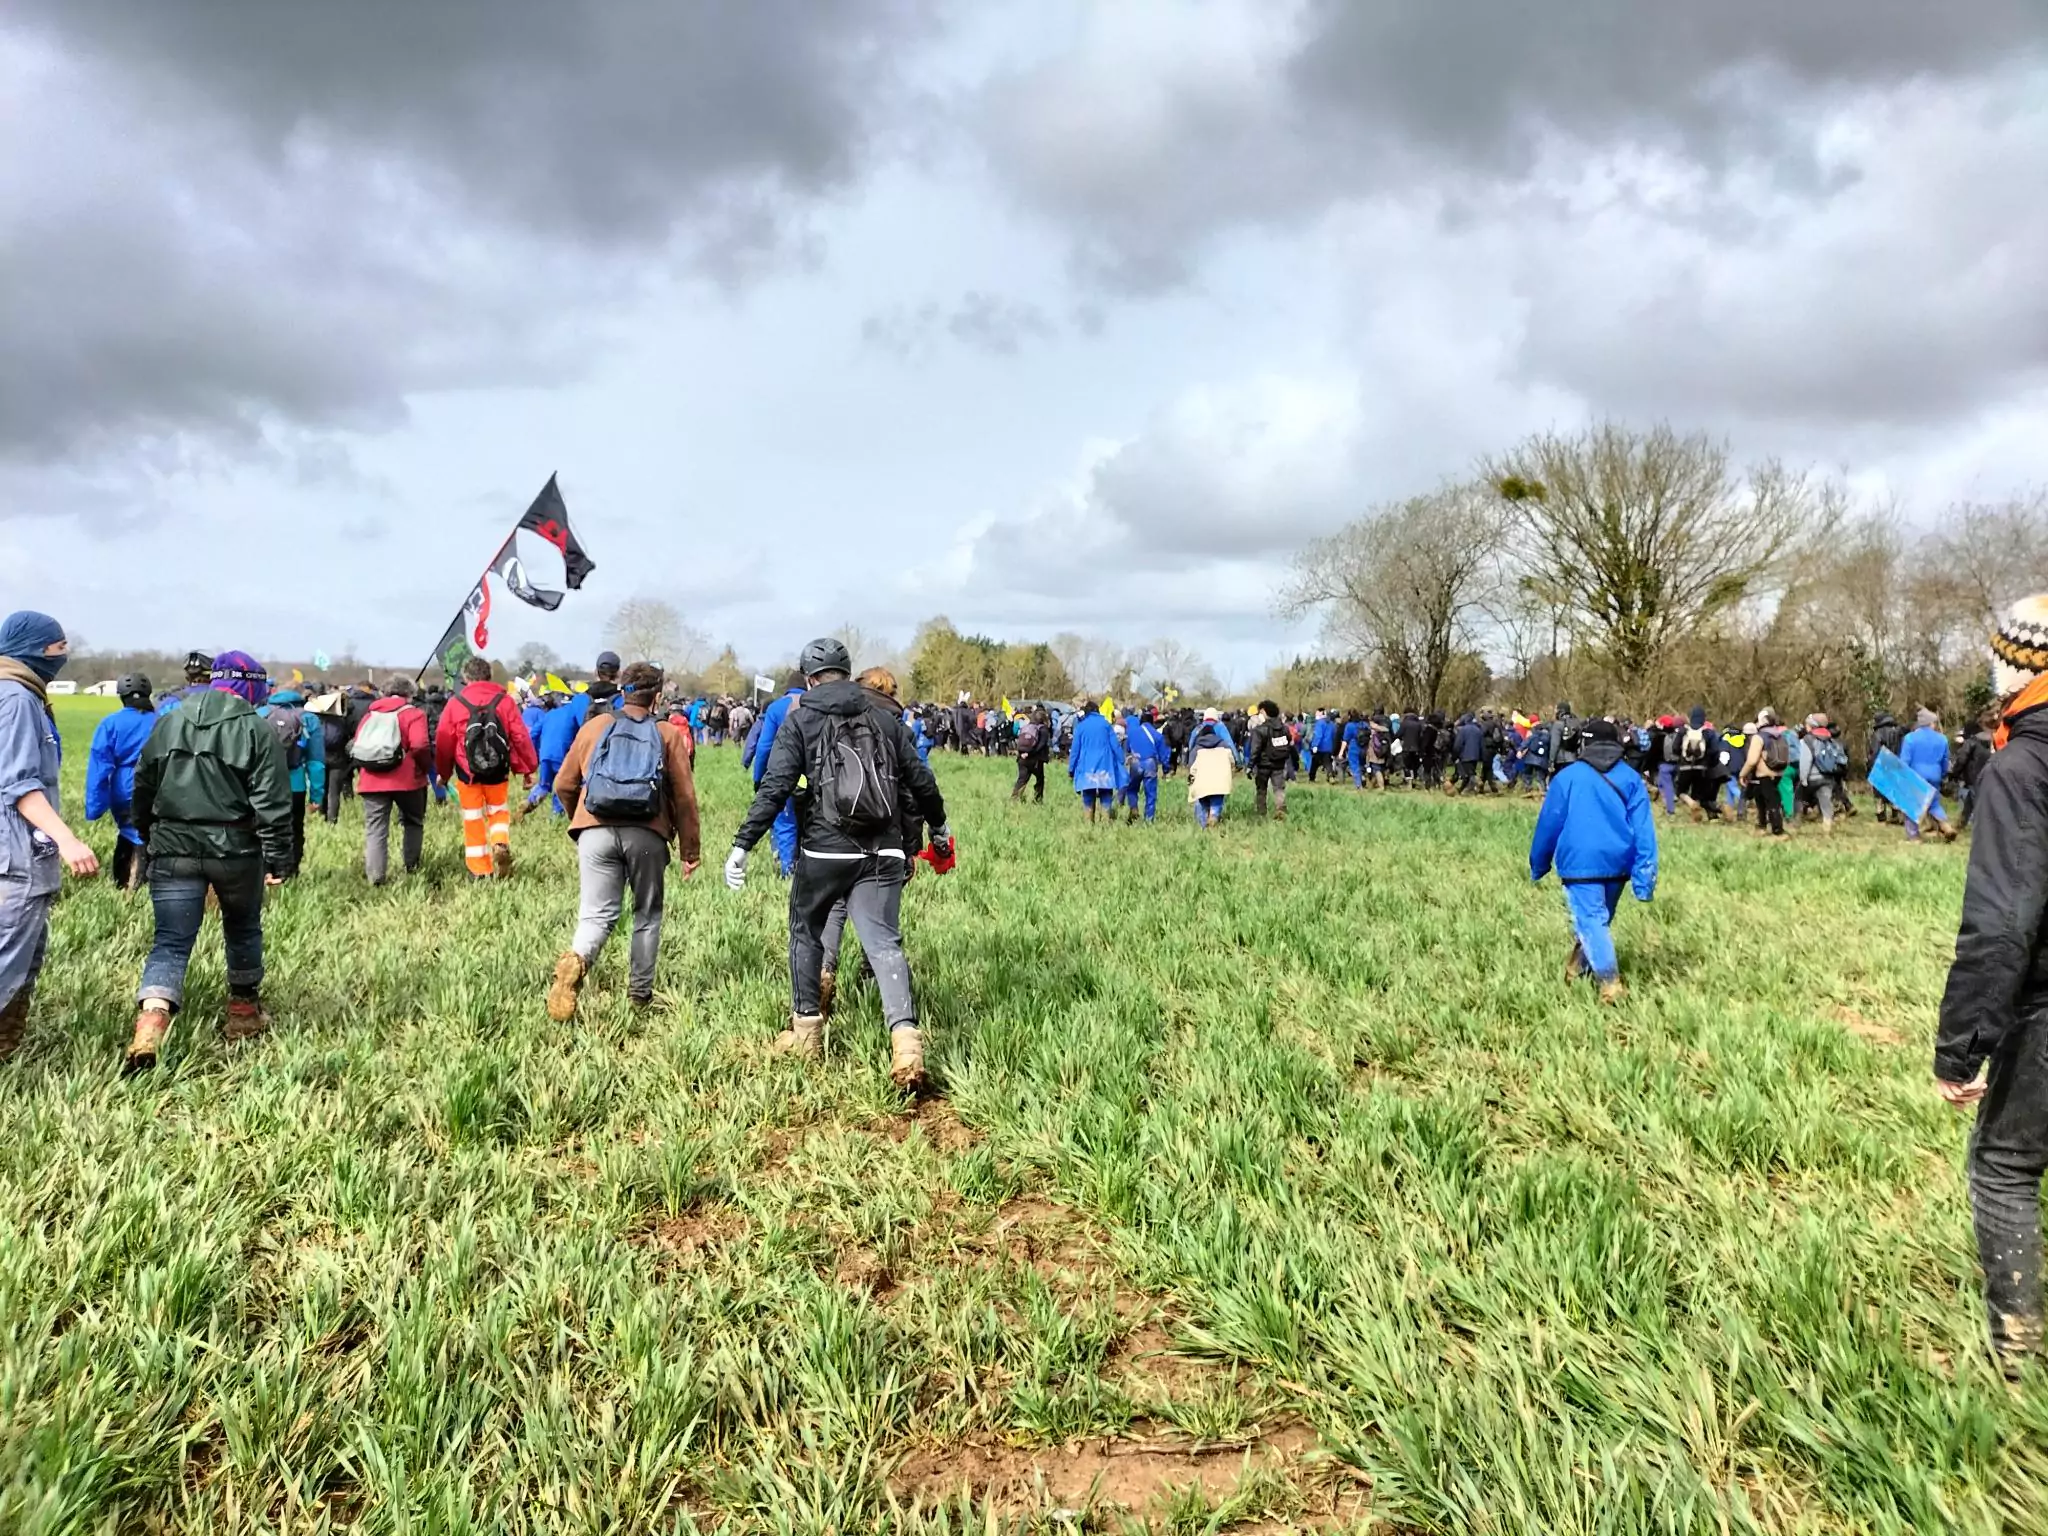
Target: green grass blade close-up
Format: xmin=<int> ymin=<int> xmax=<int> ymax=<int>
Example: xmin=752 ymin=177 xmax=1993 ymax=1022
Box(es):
xmin=2 ymin=696 xmax=2031 ymax=1535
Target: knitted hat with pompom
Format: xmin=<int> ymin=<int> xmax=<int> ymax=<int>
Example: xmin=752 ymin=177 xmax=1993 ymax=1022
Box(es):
xmin=1991 ymin=594 xmax=2048 ymax=700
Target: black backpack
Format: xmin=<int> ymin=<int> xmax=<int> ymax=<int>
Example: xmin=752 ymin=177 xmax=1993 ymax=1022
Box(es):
xmin=260 ymin=704 xmax=304 ymax=772
xmin=461 ymin=697 xmax=512 ymax=785
xmin=811 ymin=708 xmax=898 ymax=835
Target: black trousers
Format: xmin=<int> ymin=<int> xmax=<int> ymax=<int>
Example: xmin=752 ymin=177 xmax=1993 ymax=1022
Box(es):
xmin=1750 ymin=777 xmax=1784 ymax=835
xmin=1972 ymin=1005 xmax=2048 ymax=1361
xmin=323 ymin=762 xmax=351 ymax=822
xmin=1454 ymin=760 xmax=1478 ymax=793
xmin=1012 ymin=753 xmax=1046 ymax=800
xmin=286 ymin=790 xmax=307 ymax=876
xmin=1309 ymin=750 xmax=1333 ymax=782
xmin=788 ymin=853 xmax=915 ymax=1029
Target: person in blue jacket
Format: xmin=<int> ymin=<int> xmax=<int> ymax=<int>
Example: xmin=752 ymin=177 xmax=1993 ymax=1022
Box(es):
xmin=911 ymin=712 xmax=935 ymax=765
xmin=1307 ymin=709 xmax=1337 ymax=781
xmin=521 ymin=691 xmax=549 ymax=748
xmin=1342 ymin=711 xmax=1366 ymax=787
xmin=529 ymin=688 xmax=581 ymax=813
xmin=87 ymin=673 xmax=159 ymax=889
xmin=744 ymin=677 xmax=806 ymax=873
xmin=1530 ymin=717 xmax=1658 ymax=1003
xmin=1900 ymin=706 xmax=1959 ymax=843
xmin=1119 ymin=707 xmax=1168 ymax=823
xmin=1067 ymin=700 xmax=1127 ymax=825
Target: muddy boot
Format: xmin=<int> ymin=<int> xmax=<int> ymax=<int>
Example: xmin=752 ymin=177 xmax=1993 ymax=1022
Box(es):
xmin=1273 ymin=808 xmax=1286 ymax=823
xmin=819 ymin=968 xmax=837 ymax=1021
xmin=772 ymin=1013 xmax=824 ymax=1061
xmin=0 ymin=991 xmax=28 ymax=1062
xmin=889 ymin=1026 xmax=925 ymax=1090
xmin=1940 ymin=821 xmax=1959 ymax=844
xmin=124 ymin=1002 xmax=173 ymax=1074
xmin=491 ymin=842 xmax=513 ymax=878
xmin=1127 ymin=806 xmax=1138 ymax=825
xmin=545 ymin=952 xmax=586 ymax=1022
xmin=1598 ymin=979 xmax=1627 ymax=1006
xmin=1566 ymin=943 xmax=1588 ymax=984
xmin=224 ymin=995 xmax=271 ymax=1042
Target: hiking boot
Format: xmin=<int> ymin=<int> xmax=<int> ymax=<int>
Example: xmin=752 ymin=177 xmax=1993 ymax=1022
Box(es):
xmin=1566 ymin=943 xmax=1588 ymax=983
xmin=1127 ymin=806 xmax=1138 ymax=825
xmin=491 ymin=842 xmax=513 ymax=878
xmin=890 ymin=1026 xmax=925 ymax=1090
xmin=125 ymin=1004 xmax=173 ymax=1074
xmin=545 ymin=952 xmax=586 ymax=1022
xmin=1687 ymin=801 xmax=1703 ymax=823
xmin=1273 ymin=809 xmax=1287 ymax=823
xmin=223 ymin=996 xmax=271 ymax=1042
xmin=0 ymin=993 xmax=28 ymax=1062
xmin=1940 ymin=822 xmax=1959 ymax=844
xmin=1598 ymin=979 xmax=1627 ymax=1006
xmin=772 ymin=1014 xmax=824 ymax=1060
xmin=628 ymin=991 xmax=655 ymax=1011
xmin=819 ymin=968 xmax=837 ymax=1021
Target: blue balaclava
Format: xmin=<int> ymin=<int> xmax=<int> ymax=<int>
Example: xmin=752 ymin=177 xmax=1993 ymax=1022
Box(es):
xmin=0 ymin=611 xmax=67 ymax=683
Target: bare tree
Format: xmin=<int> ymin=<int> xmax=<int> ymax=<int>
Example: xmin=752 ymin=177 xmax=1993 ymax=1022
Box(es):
xmin=1923 ymin=493 xmax=2048 ymax=642
xmin=510 ymin=640 xmax=561 ymax=677
xmin=1488 ymin=422 xmax=1838 ymax=692
xmin=605 ymin=597 xmax=682 ymax=668
xmin=1048 ymin=632 xmax=1135 ymax=697
xmin=1280 ymin=482 xmax=1510 ymax=711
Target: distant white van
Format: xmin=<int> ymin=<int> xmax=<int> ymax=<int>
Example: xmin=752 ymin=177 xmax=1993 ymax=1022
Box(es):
xmin=48 ymin=681 xmax=80 ymax=696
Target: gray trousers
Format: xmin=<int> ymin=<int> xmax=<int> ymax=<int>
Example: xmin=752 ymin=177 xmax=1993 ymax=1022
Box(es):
xmin=571 ymin=825 xmax=668 ymax=998
xmin=362 ymin=789 xmax=427 ymax=883
xmin=790 ymin=852 xmax=914 ymax=1029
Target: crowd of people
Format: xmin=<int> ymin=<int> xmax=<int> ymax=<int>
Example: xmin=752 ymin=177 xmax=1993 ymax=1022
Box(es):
xmin=4 ymin=599 xmax=2048 ymax=1380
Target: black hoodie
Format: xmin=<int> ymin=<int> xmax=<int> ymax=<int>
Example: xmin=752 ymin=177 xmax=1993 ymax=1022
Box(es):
xmin=734 ymin=678 xmax=946 ymax=859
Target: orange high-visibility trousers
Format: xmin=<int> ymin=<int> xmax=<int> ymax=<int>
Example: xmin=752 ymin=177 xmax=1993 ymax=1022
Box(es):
xmin=456 ymin=779 xmax=512 ymax=875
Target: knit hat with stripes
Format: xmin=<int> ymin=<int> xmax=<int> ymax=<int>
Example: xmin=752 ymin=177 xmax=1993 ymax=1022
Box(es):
xmin=1990 ymin=595 xmax=2048 ymax=700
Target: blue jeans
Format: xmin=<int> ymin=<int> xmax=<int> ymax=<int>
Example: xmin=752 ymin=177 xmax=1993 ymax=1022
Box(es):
xmin=139 ymin=856 xmax=266 ymax=1010
xmin=1119 ymin=771 xmax=1159 ymax=820
xmin=1195 ymin=794 xmax=1226 ymax=827
xmin=1564 ymin=879 xmax=1626 ymax=984
xmin=1656 ymin=764 xmax=1676 ymax=815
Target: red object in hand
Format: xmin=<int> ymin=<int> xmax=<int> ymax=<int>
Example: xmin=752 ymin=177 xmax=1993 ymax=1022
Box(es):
xmin=916 ymin=837 xmax=958 ymax=876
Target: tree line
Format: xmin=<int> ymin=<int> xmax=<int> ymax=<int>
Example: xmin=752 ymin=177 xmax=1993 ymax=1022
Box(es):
xmin=1279 ymin=421 xmax=2048 ymax=741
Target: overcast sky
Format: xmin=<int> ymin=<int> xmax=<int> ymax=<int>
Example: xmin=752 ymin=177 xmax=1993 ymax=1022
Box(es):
xmin=4 ymin=1 xmax=2045 ymax=685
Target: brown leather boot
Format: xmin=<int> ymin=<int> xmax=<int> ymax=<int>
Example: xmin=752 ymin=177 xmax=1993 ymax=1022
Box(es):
xmin=125 ymin=1004 xmax=173 ymax=1074
xmin=890 ymin=1026 xmax=925 ymax=1090
xmin=0 ymin=992 xmax=28 ymax=1062
xmin=491 ymin=842 xmax=513 ymax=878
xmin=1598 ymin=979 xmax=1627 ymax=1006
xmin=772 ymin=1014 xmax=824 ymax=1060
xmin=224 ymin=996 xmax=271 ymax=1042
xmin=819 ymin=968 xmax=837 ymax=1021
xmin=545 ymin=952 xmax=586 ymax=1022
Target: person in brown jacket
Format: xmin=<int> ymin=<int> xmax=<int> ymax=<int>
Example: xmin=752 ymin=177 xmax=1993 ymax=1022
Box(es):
xmin=544 ymin=662 xmax=700 ymax=1017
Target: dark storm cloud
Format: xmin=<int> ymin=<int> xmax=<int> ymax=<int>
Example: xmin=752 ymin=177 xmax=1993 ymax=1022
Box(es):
xmin=0 ymin=1 xmax=929 ymax=473
xmin=1293 ymin=0 xmax=2042 ymax=170
xmin=10 ymin=0 xmax=929 ymax=242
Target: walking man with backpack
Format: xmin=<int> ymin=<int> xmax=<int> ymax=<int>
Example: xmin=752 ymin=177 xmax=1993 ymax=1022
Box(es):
xmin=545 ymin=663 xmax=700 ymax=1016
xmin=724 ymin=639 xmax=951 ymax=1089
xmin=1901 ymin=707 xmax=1960 ymax=843
xmin=1670 ymin=707 xmax=1716 ymax=819
xmin=1248 ymin=702 xmax=1294 ymax=819
xmin=351 ymin=679 xmax=432 ymax=883
xmin=1740 ymin=709 xmax=1793 ymax=838
xmin=1011 ymin=708 xmax=1050 ymax=802
xmin=436 ymin=657 xmax=539 ymax=878
xmin=1797 ymin=715 xmax=1848 ymax=832
xmin=1529 ymin=717 xmax=1658 ymax=1004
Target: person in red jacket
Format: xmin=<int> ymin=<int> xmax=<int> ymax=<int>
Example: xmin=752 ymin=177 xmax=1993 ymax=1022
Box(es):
xmin=350 ymin=678 xmax=432 ymax=884
xmin=435 ymin=657 xmax=539 ymax=878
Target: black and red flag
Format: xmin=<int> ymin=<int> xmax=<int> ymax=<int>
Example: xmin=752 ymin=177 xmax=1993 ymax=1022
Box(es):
xmin=426 ymin=474 xmax=596 ymax=678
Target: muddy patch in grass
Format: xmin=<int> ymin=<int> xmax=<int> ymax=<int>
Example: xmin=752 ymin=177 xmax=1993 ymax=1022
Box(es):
xmin=638 ymin=1201 xmax=747 ymax=1265
xmin=891 ymin=1420 xmax=1364 ymax=1527
xmin=1831 ymin=1005 xmax=1906 ymax=1048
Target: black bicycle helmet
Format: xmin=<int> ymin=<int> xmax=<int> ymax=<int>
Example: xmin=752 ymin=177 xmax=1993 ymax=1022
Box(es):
xmin=798 ymin=637 xmax=852 ymax=678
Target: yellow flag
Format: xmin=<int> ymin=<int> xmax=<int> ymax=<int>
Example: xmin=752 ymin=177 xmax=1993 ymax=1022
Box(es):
xmin=573 ymin=680 xmax=589 ymax=694
xmin=1000 ymin=696 xmax=1011 ymax=716
xmin=545 ymin=673 xmax=570 ymax=694
xmin=291 ymin=667 xmax=304 ymax=685
xmin=1103 ymin=694 xmax=1115 ymax=719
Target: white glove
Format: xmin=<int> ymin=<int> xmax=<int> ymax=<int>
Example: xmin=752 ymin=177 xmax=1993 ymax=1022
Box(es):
xmin=724 ymin=846 xmax=749 ymax=890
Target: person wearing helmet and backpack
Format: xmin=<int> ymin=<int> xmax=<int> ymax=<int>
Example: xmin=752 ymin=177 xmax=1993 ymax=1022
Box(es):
xmin=724 ymin=638 xmax=950 ymax=1089
xmin=1740 ymin=709 xmax=1792 ymax=838
xmin=1796 ymin=714 xmax=1846 ymax=833
xmin=351 ymin=678 xmax=432 ymax=884
xmin=545 ymin=662 xmax=700 ymax=1017
xmin=435 ymin=657 xmax=539 ymax=879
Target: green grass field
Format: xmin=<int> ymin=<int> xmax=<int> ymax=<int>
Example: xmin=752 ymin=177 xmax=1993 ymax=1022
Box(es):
xmin=4 ymin=696 xmax=2037 ymax=1534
